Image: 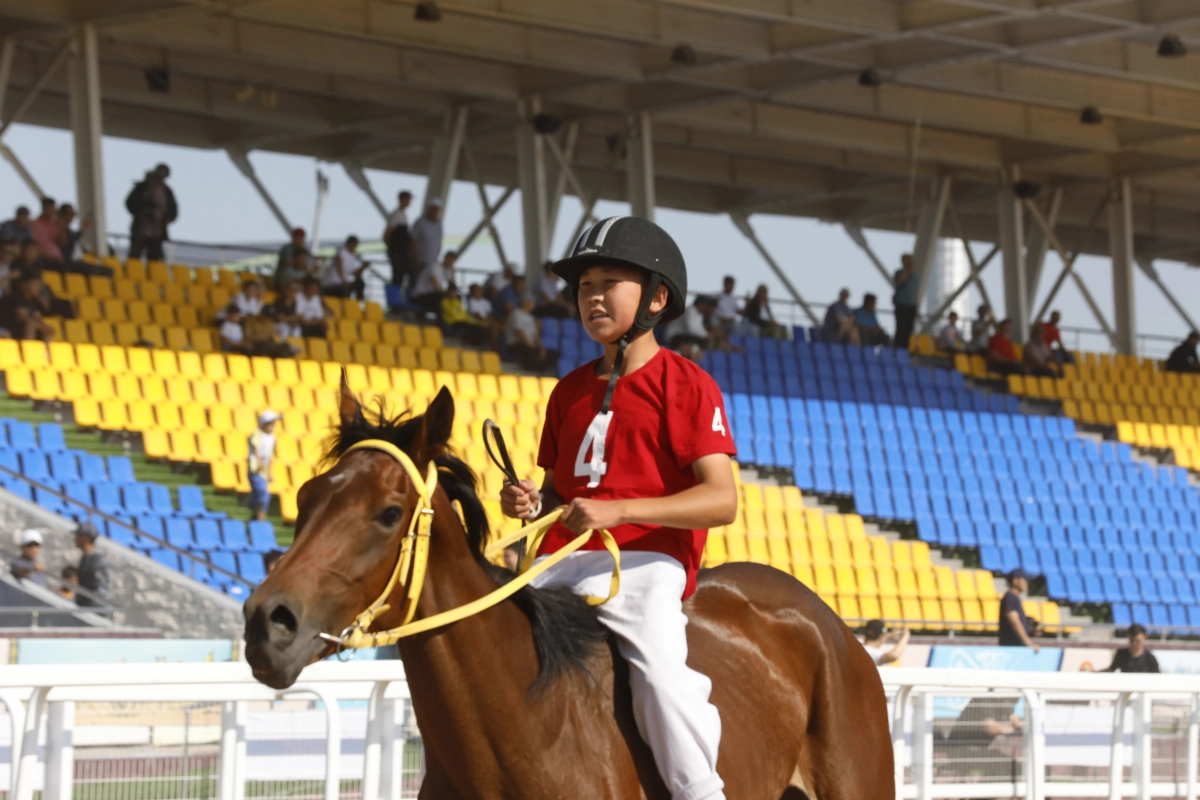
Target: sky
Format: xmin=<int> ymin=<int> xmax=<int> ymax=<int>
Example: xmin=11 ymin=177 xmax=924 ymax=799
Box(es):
xmin=3 ymin=122 xmax=1198 ymax=358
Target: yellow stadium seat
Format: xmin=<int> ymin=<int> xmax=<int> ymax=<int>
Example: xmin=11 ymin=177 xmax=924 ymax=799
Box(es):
xmin=41 ymin=271 xmax=65 ymax=295
xmin=29 ymin=369 xmax=60 ymax=400
xmin=89 ymin=276 xmax=115 ymax=299
xmin=149 ymin=349 xmax=178 ymax=378
xmin=439 ymin=348 xmax=461 ymax=372
xmin=3 ymin=366 xmax=33 ymax=397
xmin=481 ymin=351 xmax=502 ymax=375
xmin=169 ymin=431 xmax=198 ymax=461
xmin=975 ymin=571 xmax=999 ymax=600
xmin=197 ymin=430 xmax=224 ymax=461
xmin=303 ymin=338 xmax=328 ymax=362
xmin=180 ymin=402 xmax=207 ymax=431
xmin=171 ymin=265 xmax=192 ymax=284
xmin=335 ymin=319 xmax=357 ymax=341
xmin=216 ymin=269 xmax=238 ymax=290
xmin=77 ymin=296 xmax=102 ymax=322
xmin=225 ymin=354 xmax=251 ymax=383
xmin=189 ymin=328 xmax=215 ymax=354
xmin=147 ymin=261 xmax=170 ymax=283
xmin=349 ymin=342 xmax=372 ymax=364
xmin=18 ymin=339 xmax=49 ymax=369
xmin=64 ymin=273 xmax=88 ymax=297
xmin=97 ymin=398 xmax=130 ymax=431
xmin=330 ymin=341 xmax=353 ymax=364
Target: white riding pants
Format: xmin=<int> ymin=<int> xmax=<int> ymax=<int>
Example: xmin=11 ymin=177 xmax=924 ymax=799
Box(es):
xmin=531 ymin=550 xmax=725 ymax=800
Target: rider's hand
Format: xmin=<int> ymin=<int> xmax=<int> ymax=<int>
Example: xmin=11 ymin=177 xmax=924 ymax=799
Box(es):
xmin=500 ymin=479 xmax=539 ymax=519
xmin=560 ymin=498 xmax=626 ymax=535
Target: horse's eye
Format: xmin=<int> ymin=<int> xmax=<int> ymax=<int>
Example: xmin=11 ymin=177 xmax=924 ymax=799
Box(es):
xmin=377 ymin=506 xmax=404 ymax=527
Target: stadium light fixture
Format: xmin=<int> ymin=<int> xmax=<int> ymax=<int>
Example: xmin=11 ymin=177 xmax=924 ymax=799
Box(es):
xmin=671 ymin=44 xmax=697 ymax=65
xmin=1157 ymin=34 xmax=1187 ymax=58
xmin=1080 ymin=106 xmax=1103 ymax=125
xmin=858 ymin=69 xmax=882 ymax=88
xmin=414 ymin=1 xmax=441 ymax=21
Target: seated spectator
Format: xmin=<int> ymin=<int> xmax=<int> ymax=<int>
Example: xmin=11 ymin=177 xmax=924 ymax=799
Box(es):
xmin=268 ymin=281 xmax=304 ymax=340
xmin=276 ymin=228 xmax=307 ymax=274
xmin=55 ymin=203 xmax=85 ymax=261
xmin=744 ymin=284 xmax=786 ymax=339
xmin=274 ymin=247 xmax=312 ymax=291
xmin=715 ymin=275 xmax=741 ymax=332
xmin=12 ymin=240 xmax=44 ymax=276
xmin=321 ymin=235 xmax=367 ymax=300
xmin=441 ymin=283 xmax=490 ymax=347
xmin=10 ymin=530 xmax=48 ymax=588
xmin=668 ymin=295 xmax=720 ymax=362
xmin=219 ymin=305 xmax=250 ymax=353
xmin=412 ymin=249 xmax=456 ymax=312
xmin=1166 ymin=331 xmax=1199 ymax=374
xmin=485 ymin=263 xmax=515 ymax=299
xmin=822 ymin=288 xmax=856 ymax=344
xmin=0 ymin=237 xmax=17 ymax=296
xmin=243 ymin=310 xmax=295 ymax=358
xmin=1022 ymin=323 xmax=1060 ymax=378
xmin=968 ymin=304 xmax=994 ymax=354
xmin=31 ymin=197 xmax=64 ymax=263
xmin=861 ymin=620 xmax=910 ymax=666
xmin=58 ymin=566 xmax=79 ymax=601
xmin=1040 ymin=310 xmax=1075 ymax=365
xmin=937 ymin=311 xmax=966 ymax=353
xmin=295 ymin=277 xmax=333 ymax=338
xmin=854 ymin=293 xmax=891 ymax=347
xmin=466 ymin=283 xmax=493 ymax=322
xmin=1103 ymin=623 xmax=1159 ymax=673
xmin=0 ymin=271 xmax=59 ymax=341
xmin=492 ymin=274 xmax=526 ymax=320
xmin=532 ymin=265 xmax=571 ymax=318
xmin=0 ymin=206 xmax=32 ymax=244
xmin=505 ymin=296 xmax=554 ymax=371
xmin=235 ymin=279 xmax=265 ymax=316
xmin=986 ymin=318 xmax=1026 ymax=375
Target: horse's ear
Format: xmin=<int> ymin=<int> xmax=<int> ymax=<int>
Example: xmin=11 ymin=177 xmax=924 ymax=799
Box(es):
xmin=338 ymin=369 xmax=360 ymax=430
xmin=421 ymin=386 xmax=455 ymax=452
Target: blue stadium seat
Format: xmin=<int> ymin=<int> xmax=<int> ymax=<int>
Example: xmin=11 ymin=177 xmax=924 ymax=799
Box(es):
xmin=1111 ymin=603 xmax=1132 ymax=628
xmin=93 ymin=484 xmax=123 ymax=515
xmin=49 ymin=452 xmax=80 ymax=482
xmin=237 ymin=552 xmax=267 ymax=584
xmin=221 ymin=520 xmax=250 ymax=550
xmin=247 ymin=522 xmax=276 ymax=552
xmin=79 ymin=453 xmax=107 ymax=481
xmin=137 ymin=515 xmax=165 ymax=543
xmin=122 ymin=485 xmax=151 ymax=516
xmin=106 ymin=457 xmax=136 ymax=484
xmin=108 ymin=523 xmax=139 ymax=548
xmin=19 ymin=452 xmax=51 ymax=483
xmin=149 ymin=548 xmax=181 ymax=572
xmin=164 ymin=518 xmax=194 ymax=549
xmin=179 ymin=556 xmax=212 ymax=583
xmin=209 ymin=550 xmax=239 ymax=578
xmin=177 ymin=486 xmax=209 ymax=517
xmin=193 ymin=519 xmax=222 ymax=549
xmin=8 ymin=422 xmax=36 ymax=450
xmin=148 ymin=484 xmax=174 ymax=515
xmin=37 ymin=423 xmax=66 ymax=452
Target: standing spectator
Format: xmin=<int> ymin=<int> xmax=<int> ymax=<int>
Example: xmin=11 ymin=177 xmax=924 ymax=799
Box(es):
xmin=485 ymin=263 xmax=515 ymax=299
xmin=31 ymin=197 xmax=64 ymax=263
xmin=219 ymin=305 xmax=250 ymax=354
xmin=986 ymin=318 xmax=1026 ymax=375
xmin=58 ymin=566 xmax=79 ymax=601
xmin=295 ymin=277 xmax=333 ymax=338
xmin=410 ymin=198 xmax=444 ymax=292
xmin=268 ymin=281 xmax=304 ymax=340
xmin=744 ymin=284 xmax=786 ymax=339
xmin=854 ymin=293 xmax=891 ymax=346
xmin=412 ymin=250 xmax=455 ymax=312
xmin=0 ymin=206 xmax=32 ymax=244
xmin=1104 ymin=624 xmax=1160 ymax=673
xmin=937 ymin=311 xmax=966 ymax=353
xmin=248 ymin=411 xmax=279 ymax=522
xmin=861 ymin=620 xmax=910 ymax=666
xmin=1165 ymin=331 xmax=1200 ymax=374
xmin=968 ymin=304 xmax=994 ymax=354
xmin=0 ymin=271 xmax=58 ymax=342
xmin=533 ymin=267 xmax=571 ymax=318
xmin=892 ymin=254 xmax=919 ymax=350
xmin=321 ymin=235 xmax=367 ymax=300
xmin=10 ymin=529 xmax=48 ymax=588
xmin=715 ymin=275 xmax=741 ymax=332
xmin=998 ymin=568 xmax=1038 ymax=650
xmin=505 ymin=296 xmax=553 ymax=370
xmin=74 ymin=522 xmax=109 ymax=608
xmin=493 ymin=274 xmax=526 ymax=320
xmin=822 ymin=288 xmax=856 ymax=344
xmin=441 ymin=283 xmax=490 ymax=346
xmin=234 ymin=279 xmax=265 ymax=317
xmin=1040 ymin=310 xmax=1075 ymax=366
xmin=55 ymin=203 xmax=90 ymax=264
xmin=385 ymin=190 xmax=415 ymax=290
xmin=125 ymin=164 xmax=178 ymax=261
xmin=1022 ymin=324 xmax=1061 ymax=378
xmin=668 ymin=295 xmax=719 ymax=362
xmin=274 ymin=229 xmax=310 ymax=289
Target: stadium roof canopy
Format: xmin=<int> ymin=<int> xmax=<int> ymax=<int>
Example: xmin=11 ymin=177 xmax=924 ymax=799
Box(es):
xmin=3 ymin=0 xmax=1200 ymax=347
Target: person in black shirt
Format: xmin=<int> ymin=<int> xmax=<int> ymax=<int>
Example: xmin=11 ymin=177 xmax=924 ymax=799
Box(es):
xmin=0 ymin=271 xmax=58 ymax=341
xmin=998 ymin=568 xmax=1039 ymax=650
xmin=1166 ymin=332 xmax=1200 ymax=374
xmin=1105 ymin=623 xmax=1160 ymax=673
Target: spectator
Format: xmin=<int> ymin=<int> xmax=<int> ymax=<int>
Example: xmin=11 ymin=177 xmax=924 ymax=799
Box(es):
xmin=532 ymin=266 xmax=571 ymax=318
xmin=321 ymin=235 xmax=367 ymax=299
xmin=0 ymin=237 xmax=18 ymax=296
xmin=25 ymin=268 xmax=74 ymax=318
xmin=235 ymin=279 xmax=265 ymax=317
xmin=986 ymin=318 xmax=1026 ymax=375
xmin=998 ymin=568 xmax=1038 ymax=650
xmin=1022 ymin=323 xmax=1060 ymax=378
xmin=854 ymin=293 xmax=891 ymax=346
xmin=410 ymin=198 xmax=444 ymax=288
xmin=274 ymin=237 xmax=312 ymax=291
xmin=1104 ymin=624 xmax=1160 ymax=673
xmin=242 ymin=309 xmax=294 ymax=358
xmin=715 ymin=275 xmax=741 ymax=332
xmin=55 ymin=203 xmax=87 ymax=262
xmin=1166 ymin=331 xmax=1200 ymax=374
xmin=466 ymin=283 xmax=493 ymax=322
xmin=31 ymin=197 xmax=64 ymax=263
xmin=12 ymin=240 xmax=43 ymax=275
xmin=505 ymin=296 xmax=554 ymax=371
xmin=485 ymin=263 xmax=515 ymax=299
xmin=276 ymin=228 xmax=308 ymax=278
xmin=125 ymin=163 xmax=178 ymax=261
xmin=0 ymin=271 xmax=58 ymax=341
xmin=493 ymin=274 xmax=526 ymax=320
xmin=268 ymin=281 xmax=304 ymax=340
xmin=412 ymin=250 xmax=456 ymax=312
xmin=892 ymin=254 xmax=919 ymax=350
xmin=861 ymin=620 xmax=910 ymax=666
xmin=58 ymin=566 xmax=79 ymax=601
xmin=74 ymin=522 xmax=109 ymax=608
xmin=219 ymin=304 xmax=250 ymax=354
xmin=264 ymin=549 xmax=285 ymax=575
xmin=822 ymin=288 xmax=856 ymax=344
xmin=937 ymin=311 xmax=966 ymax=353
xmin=295 ymin=277 xmax=333 ymax=338
xmin=0 ymin=206 xmax=32 ymax=244
xmin=441 ymin=283 xmax=490 ymax=346
xmin=1040 ymin=310 xmax=1075 ymax=366
xmin=248 ymin=411 xmax=280 ymax=522
xmin=668 ymin=295 xmax=720 ymax=362
xmin=10 ymin=529 xmax=48 ymax=588
xmin=968 ymin=304 xmax=994 ymax=354
xmin=385 ymin=190 xmax=415 ymax=289
xmin=744 ymin=284 xmax=786 ymax=339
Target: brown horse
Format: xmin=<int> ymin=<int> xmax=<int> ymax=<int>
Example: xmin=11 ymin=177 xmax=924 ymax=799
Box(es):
xmin=244 ymin=384 xmax=893 ymax=799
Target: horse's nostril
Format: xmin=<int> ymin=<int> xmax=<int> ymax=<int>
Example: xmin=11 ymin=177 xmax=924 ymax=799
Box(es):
xmin=269 ymin=603 xmax=299 ymax=636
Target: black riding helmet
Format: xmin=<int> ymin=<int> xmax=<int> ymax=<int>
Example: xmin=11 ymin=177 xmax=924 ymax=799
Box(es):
xmin=550 ymin=216 xmax=689 ymax=413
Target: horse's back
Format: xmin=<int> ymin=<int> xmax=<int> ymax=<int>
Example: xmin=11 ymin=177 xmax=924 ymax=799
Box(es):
xmin=684 ymin=562 xmax=894 ymax=799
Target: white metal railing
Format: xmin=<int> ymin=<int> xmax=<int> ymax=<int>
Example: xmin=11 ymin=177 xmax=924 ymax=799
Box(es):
xmin=1 ymin=663 xmax=1200 ymax=800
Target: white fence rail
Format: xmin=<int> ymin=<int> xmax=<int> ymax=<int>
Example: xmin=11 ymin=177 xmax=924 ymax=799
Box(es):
xmin=1 ymin=664 xmax=1199 ymax=800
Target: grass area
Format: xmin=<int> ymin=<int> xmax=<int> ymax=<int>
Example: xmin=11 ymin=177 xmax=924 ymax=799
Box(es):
xmin=0 ymin=393 xmax=288 ymax=545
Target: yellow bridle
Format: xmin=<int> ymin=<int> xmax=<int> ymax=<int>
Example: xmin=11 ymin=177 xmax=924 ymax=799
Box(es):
xmin=325 ymin=439 xmax=621 ymax=652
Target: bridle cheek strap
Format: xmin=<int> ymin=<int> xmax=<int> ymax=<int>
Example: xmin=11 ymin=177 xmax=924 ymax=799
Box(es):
xmin=327 ymin=438 xmax=620 ymax=653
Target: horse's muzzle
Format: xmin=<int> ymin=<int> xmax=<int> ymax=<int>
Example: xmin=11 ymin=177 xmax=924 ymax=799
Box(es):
xmin=244 ymin=594 xmax=323 ymax=689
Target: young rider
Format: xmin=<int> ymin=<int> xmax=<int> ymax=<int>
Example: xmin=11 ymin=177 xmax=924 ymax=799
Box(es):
xmin=500 ymin=217 xmax=738 ymax=800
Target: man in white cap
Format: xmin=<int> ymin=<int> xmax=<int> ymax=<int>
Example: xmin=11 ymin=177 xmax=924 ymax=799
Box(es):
xmin=410 ymin=198 xmax=444 ymax=297
xmin=11 ymin=529 xmax=48 ymax=588
xmin=248 ymin=411 xmax=280 ymax=521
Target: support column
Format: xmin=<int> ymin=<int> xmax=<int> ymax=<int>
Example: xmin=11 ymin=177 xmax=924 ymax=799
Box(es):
xmin=515 ymin=96 xmax=549 ymax=283
xmin=423 ymin=107 xmax=467 ymax=213
xmin=1109 ymin=177 xmax=1137 ymax=355
xmin=996 ymin=171 xmax=1029 ymax=341
xmin=545 ymin=122 xmax=578 ymax=246
xmin=342 ymin=160 xmax=389 ymax=219
xmin=227 ymin=148 xmax=293 ymax=237
xmin=1024 ymin=186 xmax=1062 ymax=310
xmin=626 ymin=111 xmax=655 ymax=221
xmin=912 ymin=175 xmax=952 ymax=304
xmin=729 ymin=211 xmax=819 ymax=326
xmin=67 ymin=24 xmax=106 ymax=255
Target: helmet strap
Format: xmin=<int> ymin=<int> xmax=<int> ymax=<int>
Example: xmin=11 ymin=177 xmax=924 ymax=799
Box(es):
xmin=599 ymin=336 xmax=627 ymax=415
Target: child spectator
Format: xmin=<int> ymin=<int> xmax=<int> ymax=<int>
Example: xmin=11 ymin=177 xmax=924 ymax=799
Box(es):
xmin=441 ymin=283 xmax=490 ymax=346
xmin=937 ymin=311 xmax=966 ymax=353
xmin=505 ymin=296 xmax=553 ymax=370
xmin=715 ymin=274 xmax=741 ymax=332
xmin=58 ymin=566 xmax=79 ymax=601
xmin=466 ymin=283 xmax=493 ymax=321
xmin=295 ymin=277 xmax=333 ymax=338
xmin=219 ymin=304 xmax=250 ymax=354
xmin=243 ymin=310 xmax=295 ymax=357
xmin=269 ymin=281 xmax=304 ymax=340
xmin=248 ymin=411 xmax=279 ymax=522
xmin=235 ymin=279 xmax=265 ymax=316
xmin=10 ymin=530 xmax=48 ymax=588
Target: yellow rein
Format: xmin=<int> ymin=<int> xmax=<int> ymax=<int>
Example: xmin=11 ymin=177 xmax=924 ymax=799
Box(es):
xmin=329 ymin=439 xmax=621 ymax=651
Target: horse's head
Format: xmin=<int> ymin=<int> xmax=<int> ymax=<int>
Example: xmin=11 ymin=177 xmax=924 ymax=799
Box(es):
xmin=243 ymin=380 xmax=457 ymax=689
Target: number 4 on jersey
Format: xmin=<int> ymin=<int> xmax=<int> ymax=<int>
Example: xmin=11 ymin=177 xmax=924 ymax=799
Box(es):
xmin=712 ymin=407 xmax=727 ymax=436
xmin=574 ymin=411 xmax=614 ymax=489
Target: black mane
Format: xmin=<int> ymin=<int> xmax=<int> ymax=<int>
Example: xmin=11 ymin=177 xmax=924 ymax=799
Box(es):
xmin=328 ymin=399 xmax=608 ymax=690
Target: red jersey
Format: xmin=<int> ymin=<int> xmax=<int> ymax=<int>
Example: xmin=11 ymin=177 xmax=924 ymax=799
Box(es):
xmin=988 ymin=333 xmax=1016 ymax=362
xmin=1040 ymin=322 xmax=1061 ymax=348
xmin=536 ymin=348 xmax=736 ymax=598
